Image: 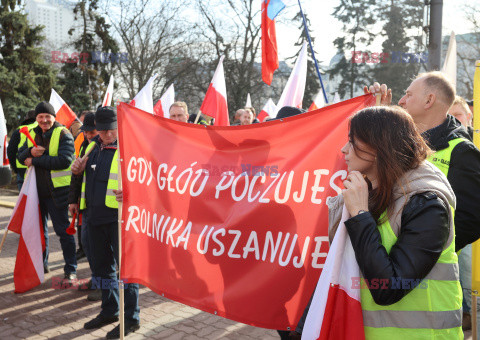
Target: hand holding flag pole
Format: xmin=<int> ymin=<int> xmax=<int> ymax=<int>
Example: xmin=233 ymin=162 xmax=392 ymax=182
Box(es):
xmin=19 ymin=126 xmax=38 ymax=147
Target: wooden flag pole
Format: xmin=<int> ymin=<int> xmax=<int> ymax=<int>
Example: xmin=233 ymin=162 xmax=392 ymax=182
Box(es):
xmin=0 ymin=229 xmax=8 ymax=254
xmin=194 ymin=111 xmax=201 ymax=124
xmin=376 ymin=93 xmax=381 ymax=106
xmin=117 ymin=132 xmax=125 ymax=340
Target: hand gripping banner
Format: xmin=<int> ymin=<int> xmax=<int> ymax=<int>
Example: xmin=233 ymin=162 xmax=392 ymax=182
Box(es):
xmin=118 ymin=94 xmax=376 ymax=330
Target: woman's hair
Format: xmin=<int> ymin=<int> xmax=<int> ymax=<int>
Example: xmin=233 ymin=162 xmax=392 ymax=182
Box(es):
xmin=349 ymin=106 xmax=431 ymax=222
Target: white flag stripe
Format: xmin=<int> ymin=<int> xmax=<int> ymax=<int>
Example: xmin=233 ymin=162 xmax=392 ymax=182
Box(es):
xmin=102 ymin=75 xmax=114 ymax=107
xmin=274 ymin=42 xmax=308 ymax=117
xmin=160 ymin=84 xmax=175 ymax=118
xmin=49 ymin=89 xmax=66 ymax=112
xmin=442 ymin=31 xmax=457 ymax=89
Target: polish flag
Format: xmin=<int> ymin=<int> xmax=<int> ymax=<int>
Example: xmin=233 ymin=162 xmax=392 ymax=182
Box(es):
xmin=261 ymin=0 xmax=293 ymax=85
xmin=154 ymin=84 xmax=175 ymax=118
xmin=258 ymin=98 xmax=276 ymax=122
xmin=0 ymin=99 xmax=9 ymax=166
xmin=245 ymin=93 xmax=252 ymax=108
xmin=302 ymin=205 xmax=365 ymax=340
xmin=49 ymin=89 xmax=78 ymax=128
xmin=273 ymin=42 xmax=308 ymax=118
xmin=309 ymin=89 xmax=326 ymax=111
xmin=7 ymin=167 xmax=45 ymax=293
xmin=442 ymin=31 xmax=457 ymax=89
xmin=130 ymin=74 xmax=158 ymax=114
xmin=200 ymin=56 xmax=229 ymax=126
xmin=102 ymin=75 xmax=114 ymax=107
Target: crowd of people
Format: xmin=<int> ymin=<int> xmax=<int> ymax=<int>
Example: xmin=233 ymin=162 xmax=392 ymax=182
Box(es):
xmin=5 ymin=70 xmax=480 ymax=339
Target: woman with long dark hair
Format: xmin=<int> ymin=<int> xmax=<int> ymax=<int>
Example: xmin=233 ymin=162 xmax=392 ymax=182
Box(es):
xmin=323 ymin=106 xmax=462 ymax=339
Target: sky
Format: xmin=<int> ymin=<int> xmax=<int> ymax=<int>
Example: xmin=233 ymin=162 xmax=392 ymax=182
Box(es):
xmin=275 ymin=0 xmax=476 ymax=67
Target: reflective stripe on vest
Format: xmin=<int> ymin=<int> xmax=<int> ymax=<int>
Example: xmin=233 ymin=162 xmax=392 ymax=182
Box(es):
xmin=27 ymin=126 xmax=73 ymax=188
xmin=105 ymin=150 xmax=119 ymax=209
xmin=361 ymin=212 xmax=463 ymax=339
xmin=16 ymin=122 xmax=38 ymax=169
xmin=427 ymin=137 xmax=468 ymax=177
xmin=79 ymin=143 xmax=118 ymax=210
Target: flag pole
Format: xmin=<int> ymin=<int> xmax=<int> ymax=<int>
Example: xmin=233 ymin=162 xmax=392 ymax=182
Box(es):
xmin=194 ymin=111 xmax=201 ymax=124
xmin=0 ymin=229 xmax=8 ymax=254
xmin=297 ymin=0 xmax=328 ymax=104
xmin=117 ymin=128 xmax=125 ymax=340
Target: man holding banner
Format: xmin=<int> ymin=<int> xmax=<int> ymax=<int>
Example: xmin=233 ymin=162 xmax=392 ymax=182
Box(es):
xmin=71 ymin=106 xmax=140 ymax=339
xmin=367 ymin=72 xmax=480 ymax=252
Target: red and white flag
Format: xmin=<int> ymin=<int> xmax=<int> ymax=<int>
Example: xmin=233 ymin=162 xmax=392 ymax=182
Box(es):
xmin=0 ymin=99 xmax=9 ymax=166
xmin=102 ymin=75 xmax=114 ymax=107
xmin=154 ymin=83 xmax=175 ymax=118
xmin=200 ymin=56 xmax=229 ymax=126
xmin=303 ymin=205 xmax=365 ymax=340
xmin=49 ymin=89 xmax=78 ymax=128
xmin=7 ymin=167 xmax=45 ymax=293
xmin=258 ymin=98 xmax=276 ymax=122
xmin=309 ymin=89 xmax=326 ymax=111
xmin=273 ymin=42 xmax=308 ymax=118
xmin=130 ymin=74 xmax=158 ymax=114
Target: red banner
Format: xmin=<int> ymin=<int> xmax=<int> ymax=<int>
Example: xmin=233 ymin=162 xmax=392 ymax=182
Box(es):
xmin=118 ymin=94 xmax=376 ymax=330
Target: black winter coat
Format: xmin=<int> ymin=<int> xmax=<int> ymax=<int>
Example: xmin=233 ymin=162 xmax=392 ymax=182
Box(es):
xmin=345 ymin=192 xmax=449 ymax=305
xmin=422 ymin=115 xmax=480 ymax=251
xmin=17 ymin=122 xmax=74 ymax=208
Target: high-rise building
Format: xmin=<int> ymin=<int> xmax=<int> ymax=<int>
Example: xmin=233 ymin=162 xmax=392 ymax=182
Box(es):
xmin=24 ymin=0 xmax=76 ymax=51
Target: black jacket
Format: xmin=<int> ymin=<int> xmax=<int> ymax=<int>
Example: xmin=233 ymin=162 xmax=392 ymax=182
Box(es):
xmin=345 ymin=192 xmax=449 ymax=305
xmin=83 ymin=136 xmax=118 ymax=226
xmin=17 ymin=122 xmax=74 ymax=207
xmin=295 ymin=191 xmax=450 ymax=333
xmin=68 ymin=136 xmax=90 ymax=205
xmin=422 ymin=115 xmax=480 ymax=250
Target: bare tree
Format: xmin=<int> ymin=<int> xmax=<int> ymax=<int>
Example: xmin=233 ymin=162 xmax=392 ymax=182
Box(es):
xmin=103 ymin=0 xmax=202 ymax=100
xmin=192 ymin=0 xmax=275 ymax=117
xmin=455 ymin=4 xmax=480 ymax=99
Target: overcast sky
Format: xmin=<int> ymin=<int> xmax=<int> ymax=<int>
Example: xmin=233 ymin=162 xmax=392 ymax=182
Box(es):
xmin=275 ymin=0 xmax=476 ymax=66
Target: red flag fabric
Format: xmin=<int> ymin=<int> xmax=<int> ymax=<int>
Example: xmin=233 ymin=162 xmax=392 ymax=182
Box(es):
xmin=258 ymin=98 xmax=277 ymax=122
xmin=302 ymin=206 xmax=365 ymax=340
xmin=118 ymin=94 xmax=376 ymax=330
xmin=153 ymin=84 xmax=175 ymax=118
xmin=262 ymin=0 xmax=284 ymax=85
xmin=7 ymin=167 xmax=45 ymax=293
xmin=309 ymin=89 xmax=327 ymax=112
xmin=200 ymin=56 xmax=229 ymax=126
xmin=49 ymin=89 xmax=78 ymax=128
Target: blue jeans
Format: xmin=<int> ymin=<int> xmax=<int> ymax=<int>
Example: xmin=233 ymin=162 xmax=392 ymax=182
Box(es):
xmin=39 ymin=198 xmax=77 ymax=274
xmin=80 ymin=210 xmax=95 ymax=278
xmin=16 ymin=172 xmax=24 ymax=191
xmin=90 ymin=221 xmax=139 ymax=323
